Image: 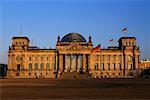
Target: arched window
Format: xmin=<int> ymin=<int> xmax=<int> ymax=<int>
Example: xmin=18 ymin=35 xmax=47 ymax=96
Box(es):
xmin=29 ymin=63 xmax=32 ymax=71
xmin=40 ymin=63 xmax=44 ymax=71
xmin=34 ymin=63 xmax=38 ymax=71
xmin=46 ymin=63 xmax=50 ymax=71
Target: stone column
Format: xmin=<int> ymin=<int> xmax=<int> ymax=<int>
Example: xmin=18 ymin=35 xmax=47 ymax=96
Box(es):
xmin=72 ymin=55 xmax=77 ymax=71
xmin=66 ymin=54 xmax=71 ymax=71
xmin=52 ymin=56 xmax=56 ymax=72
xmin=83 ymin=54 xmax=86 ymax=72
xmin=87 ymin=55 xmax=90 ymax=71
xmin=70 ymin=55 xmax=72 ymax=71
xmin=62 ymin=54 xmax=65 ymax=71
xmin=59 ymin=54 xmax=63 ymax=72
xmin=77 ymin=55 xmax=79 ymax=71
xmin=121 ymin=54 xmax=124 ymax=74
xmin=98 ymin=55 xmax=100 ymax=71
xmin=125 ymin=55 xmax=128 ymax=75
xmin=8 ymin=54 xmax=11 ymax=77
xmin=50 ymin=56 xmax=52 ymax=70
xmin=65 ymin=54 xmax=68 ymax=72
xmin=135 ymin=55 xmax=138 ymax=70
xmin=69 ymin=55 xmax=71 ymax=71
xmin=77 ymin=55 xmax=82 ymax=72
xmin=55 ymin=54 xmax=58 ymax=72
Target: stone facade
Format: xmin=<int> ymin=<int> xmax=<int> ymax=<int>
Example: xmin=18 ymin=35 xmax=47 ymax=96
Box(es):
xmin=139 ymin=60 xmax=150 ymax=69
xmin=7 ymin=33 xmax=140 ymax=78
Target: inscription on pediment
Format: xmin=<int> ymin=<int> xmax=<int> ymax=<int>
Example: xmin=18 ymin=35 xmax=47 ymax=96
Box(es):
xmin=61 ymin=44 xmax=88 ymax=51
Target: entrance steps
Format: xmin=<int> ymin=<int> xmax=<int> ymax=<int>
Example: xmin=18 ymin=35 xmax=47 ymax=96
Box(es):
xmin=59 ymin=72 xmax=92 ymax=79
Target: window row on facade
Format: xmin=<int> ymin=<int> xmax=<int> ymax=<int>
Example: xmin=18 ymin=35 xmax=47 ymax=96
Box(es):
xmin=15 ymin=55 xmax=133 ymax=62
xmin=16 ymin=41 xmax=24 ymax=46
xmin=28 ymin=56 xmax=52 ymax=61
xmin=123 ymin=41 xmax=135 ymax=46
xmin=28 ymin=63 xmax=51 ymax=71
xmin=96 ymin=55 xmax=133 ymax=62
xmin=15 ymin=55 xmax=54 ymax=62
xmin=94 ymin=63 xmax=133 ymax=70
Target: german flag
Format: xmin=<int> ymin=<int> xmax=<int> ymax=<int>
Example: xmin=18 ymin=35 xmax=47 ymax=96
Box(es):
xmin=122 ymin=28 xmax=128 ymax=32
xmin=109 ymin=39 xmax=113 ymax=42
xmin=92 ymin=44 xmax=101 ymax=53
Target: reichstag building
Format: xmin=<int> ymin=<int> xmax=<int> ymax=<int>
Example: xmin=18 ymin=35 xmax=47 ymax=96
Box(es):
xmin=7 ymin=33 xmax=140 ymax=79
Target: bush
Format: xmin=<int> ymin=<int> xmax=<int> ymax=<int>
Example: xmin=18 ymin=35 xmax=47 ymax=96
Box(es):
xmin=141 ymin=68 xmax=150 ymax=79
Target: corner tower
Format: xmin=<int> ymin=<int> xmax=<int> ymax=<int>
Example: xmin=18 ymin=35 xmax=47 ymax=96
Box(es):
xmin=10 ymin=37 xmax=30 ymax=50
xmin=118 ymin=37 xmax=140 ymax=75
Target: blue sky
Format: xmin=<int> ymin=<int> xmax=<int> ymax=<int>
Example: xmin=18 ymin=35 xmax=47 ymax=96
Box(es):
xmin=0 ymin=0 xmax=150 ymax=64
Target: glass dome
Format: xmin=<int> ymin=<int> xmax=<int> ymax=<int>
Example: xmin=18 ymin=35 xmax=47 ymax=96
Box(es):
xmin=61 ymin=33 xmax=87 ymax=42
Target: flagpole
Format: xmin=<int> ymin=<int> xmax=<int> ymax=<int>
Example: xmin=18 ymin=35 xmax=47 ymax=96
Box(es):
xmin=19 ymin=26 xmax=23 ymax=36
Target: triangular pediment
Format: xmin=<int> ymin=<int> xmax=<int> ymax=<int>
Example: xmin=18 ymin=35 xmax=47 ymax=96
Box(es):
xmin=61 ymin=44 xmax=88 ymax=51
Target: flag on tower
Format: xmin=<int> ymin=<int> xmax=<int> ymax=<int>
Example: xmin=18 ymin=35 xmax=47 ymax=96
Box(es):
xmin=122 ymin=28 xmax=128 ymax=32
xmin=109 ymin=39 xmax=113 ymax=42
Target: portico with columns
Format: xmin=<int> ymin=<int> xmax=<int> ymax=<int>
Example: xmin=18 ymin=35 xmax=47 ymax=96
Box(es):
xmin=58 ymin=54 xmax=89 ymax=72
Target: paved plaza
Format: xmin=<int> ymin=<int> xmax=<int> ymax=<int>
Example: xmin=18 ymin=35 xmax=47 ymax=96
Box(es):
xmin=1 ymin=79 xmax=150 ymax=100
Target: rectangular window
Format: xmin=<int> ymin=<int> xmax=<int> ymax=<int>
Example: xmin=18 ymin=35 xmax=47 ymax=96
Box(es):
xmin=47 ymin=57 xmax=49 ymax=61
xmin=100 ymin=63 xmax=104 ymax=70
xmin=41 ymin=57 xmax=43 ymax=61
xmin=46 ymin=63 xmax=50 ymax=71
xmin=130 ymin=64 xmax=132 ymax=70
xmin=35 ymin=56 xmax=37 ymax=61
xmin=29 ymin=57 xmax=32 ymax=61
xmin=108 ymin=55 xmax=110 ymax=60
xmin=19 ymin=42 xmax=21 ymax=46
xmin=95 ymin=63 xmax=98 ymax=70
xmin=119 ymin=63 xmax=121 ymax=70
xmin=17 ymin=64 xmax=20 ymax=71
xmin=128 ymin=64 xmax=132 ymax=70
xmin=119 ymin=55 xmax=122 ymax=60
xmin=113 ymin=63 xmax=116 ymax=70
xmin=107 ymin=63 xmax=110 ymax=70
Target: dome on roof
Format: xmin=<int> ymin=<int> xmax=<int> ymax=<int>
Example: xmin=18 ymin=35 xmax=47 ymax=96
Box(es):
xmin=61 ymin=33 xmax=87 ymax=42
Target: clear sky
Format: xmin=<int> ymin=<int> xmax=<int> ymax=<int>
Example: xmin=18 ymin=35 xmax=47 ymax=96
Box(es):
xmin=0 ymin=0 xmax=150 ymax=64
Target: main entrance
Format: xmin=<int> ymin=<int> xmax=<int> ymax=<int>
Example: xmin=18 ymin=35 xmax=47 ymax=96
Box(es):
xmin=59 ymin=54 xmax=90 ymax=72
